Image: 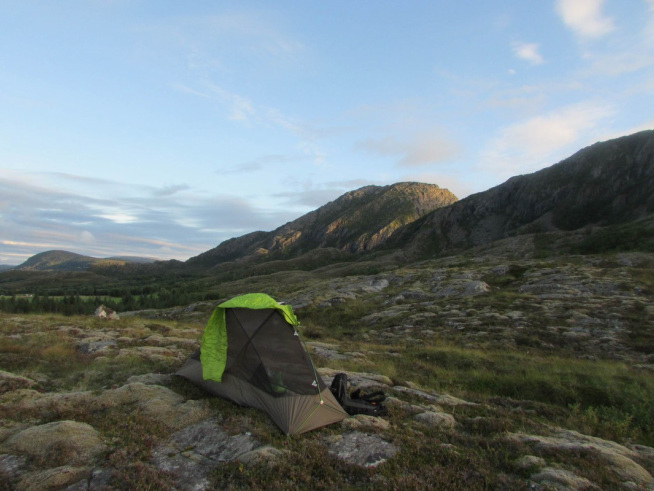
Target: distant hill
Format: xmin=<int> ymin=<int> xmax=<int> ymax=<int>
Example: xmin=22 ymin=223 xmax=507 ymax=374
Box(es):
xmin=186 ymin=182 xmax=458 ymax=269
xmin=391 ymin=130 xmax=654 ymax=256
xmin=0 ymin=265 xmax=15 ymax=273
xmin=13 ymin=251 xmax=157 ymax=272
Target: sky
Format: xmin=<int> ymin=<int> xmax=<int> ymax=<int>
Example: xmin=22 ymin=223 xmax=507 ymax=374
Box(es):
xmin=1 ymin=1 xmax=653 ymax=265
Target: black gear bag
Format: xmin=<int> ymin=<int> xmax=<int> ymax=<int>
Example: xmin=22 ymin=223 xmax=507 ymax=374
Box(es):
xmin=329 ymin=373 xmax=388 ymax=416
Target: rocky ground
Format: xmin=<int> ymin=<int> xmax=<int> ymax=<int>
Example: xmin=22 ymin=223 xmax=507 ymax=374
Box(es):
xmin=1 ymin=250 xmax=653 ymax=490
xmin=287 ymin=249 xmax=654 ymax=364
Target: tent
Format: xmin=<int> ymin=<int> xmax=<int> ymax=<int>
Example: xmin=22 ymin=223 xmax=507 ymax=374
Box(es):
xmin=177 ymin=293 xmax=347 ymax=435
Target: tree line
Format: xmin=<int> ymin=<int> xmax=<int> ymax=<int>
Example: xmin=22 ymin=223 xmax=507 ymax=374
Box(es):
xmin=0 ymin=287 xmax=221 ymax=316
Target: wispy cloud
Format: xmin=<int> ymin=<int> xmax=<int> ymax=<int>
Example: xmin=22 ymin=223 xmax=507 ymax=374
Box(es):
xmin=480 ymin=100 xmax=616 ymax=179
xmin=221 ymin=154 xmax=306 ymax=175
xmin=576 ymin=0 xmax=654 ymax=77
xmin=555 ymin=0 xmax=615 ymax=40
xmin=512 ymin=42 xmax=544 ymax=65
xmin=647 ymin=0 xmax=654 ymax=43
xmin=356 ymin=130 xmax=462 ymax=167
xmin=199 ymin=83 xmax=256 ymax=122
xmin=174 ymin=80 xmax=328 ymax=167
xmin=0 ymin=172 xmax=300 ymax=263
xmin=140 ymin=11 xmax=305 ymax=74
xmin=152 ymin=184 xmax=190 ymax=197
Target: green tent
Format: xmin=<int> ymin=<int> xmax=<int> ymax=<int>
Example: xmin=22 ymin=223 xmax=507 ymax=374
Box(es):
xmin=177 ymin=293 xmax=347 ymax=435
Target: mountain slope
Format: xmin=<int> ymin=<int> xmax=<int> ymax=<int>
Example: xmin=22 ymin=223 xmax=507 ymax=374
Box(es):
xmin=186 ymin=182 xmax=458 ymax=269
xmin=14 ymin=251 xmax=155 ymax=272
xmin=392 ymin=130 xmax=654 ymax=255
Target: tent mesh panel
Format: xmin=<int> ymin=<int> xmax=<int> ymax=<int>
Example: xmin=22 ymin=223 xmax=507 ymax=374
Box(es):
xmin=224 ymin=308 xmax=325 ymax=396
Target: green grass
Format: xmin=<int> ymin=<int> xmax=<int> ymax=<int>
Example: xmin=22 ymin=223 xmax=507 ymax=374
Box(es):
xmin=365 ymin=343 xmax=654 ymax=446
xmin=572 ymin=221 xmax=654 ymax=254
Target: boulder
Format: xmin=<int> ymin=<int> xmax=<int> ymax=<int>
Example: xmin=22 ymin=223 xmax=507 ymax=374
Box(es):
xmin=152 ymin=418 xmax=260 ymax=491
xmin=0 ymin=420 xmax=105 ymax=466
xmin=62 ymin=468 xmax=113 ymax=491
xmin=531 ymin=467 xmax=593 ymax=490
xmin=16 ymin=466 xmax=91 ymax=491
xmin=0 ymin=454 xmax=28 ymax=480
xmin=509 ymin=429 xmax=654 ymax=487
xmin=0 ymin=371 xmax=36 ymax=394
xmin=327 ymin=431 xmax=398 ymax=468
xmin=94 ymin=382 xmax=211 ymax=431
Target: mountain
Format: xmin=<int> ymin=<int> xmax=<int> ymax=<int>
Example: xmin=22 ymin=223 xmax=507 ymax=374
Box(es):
xmin=391 ymin=130 xmax=654 ymax=256
xmin=13 ymin=251 xmax=157 ymax=272
xmin=6 ymin=130 xmax=653 ymax=278
xmin=0 ymin=265 xmax=15 ymax=272
xmin=186 ymin=182 xmax=458 ymax=269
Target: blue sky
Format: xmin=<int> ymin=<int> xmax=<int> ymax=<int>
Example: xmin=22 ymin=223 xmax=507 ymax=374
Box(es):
xmin=1 ymin=1 xmax=653 ymax=265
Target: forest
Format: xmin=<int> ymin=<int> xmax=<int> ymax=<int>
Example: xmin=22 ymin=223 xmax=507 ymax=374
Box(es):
xmin=0 ymin=287 xmax=221 ymax=315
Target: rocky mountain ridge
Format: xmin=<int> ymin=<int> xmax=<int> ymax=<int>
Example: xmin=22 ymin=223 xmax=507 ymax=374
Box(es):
xmin=393 ymin=130 xmax=654 ymax=256
xmin=186 ymin=182 xmax=458 ymax=269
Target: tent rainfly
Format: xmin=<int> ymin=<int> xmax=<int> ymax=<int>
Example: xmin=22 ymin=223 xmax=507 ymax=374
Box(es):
xmin=177 ymin=293 xmax=347 ymax=435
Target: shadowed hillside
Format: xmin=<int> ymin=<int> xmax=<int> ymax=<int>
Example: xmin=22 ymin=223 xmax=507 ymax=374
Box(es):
xmin=392 ymin=130 xmax=654 ymax=256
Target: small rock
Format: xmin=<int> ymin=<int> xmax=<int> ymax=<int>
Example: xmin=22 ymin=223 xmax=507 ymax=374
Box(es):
xmin=515 ymin=455 xmax=546 ymax=471
xmin=94 ymin=305 xmax=119 ymax=320
xmin=307 ymin=342 xmax=347 ymax=360
xmin=341 ymin=414 xmax=391 ymax=432
xmin=490 ymin=265 xmax=510 ymax=275
xmin=237 ymin=445 xmax=287 ymax=466
xmin=76 ymin=340 xmax=117 ymax=355
xmin=463 ymin=281 xmax=491 ymax=296
xmin=414 ymin=410 xmax=456 ymax=429
xmin=433 ymin=280 xmax=490 ymax=298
